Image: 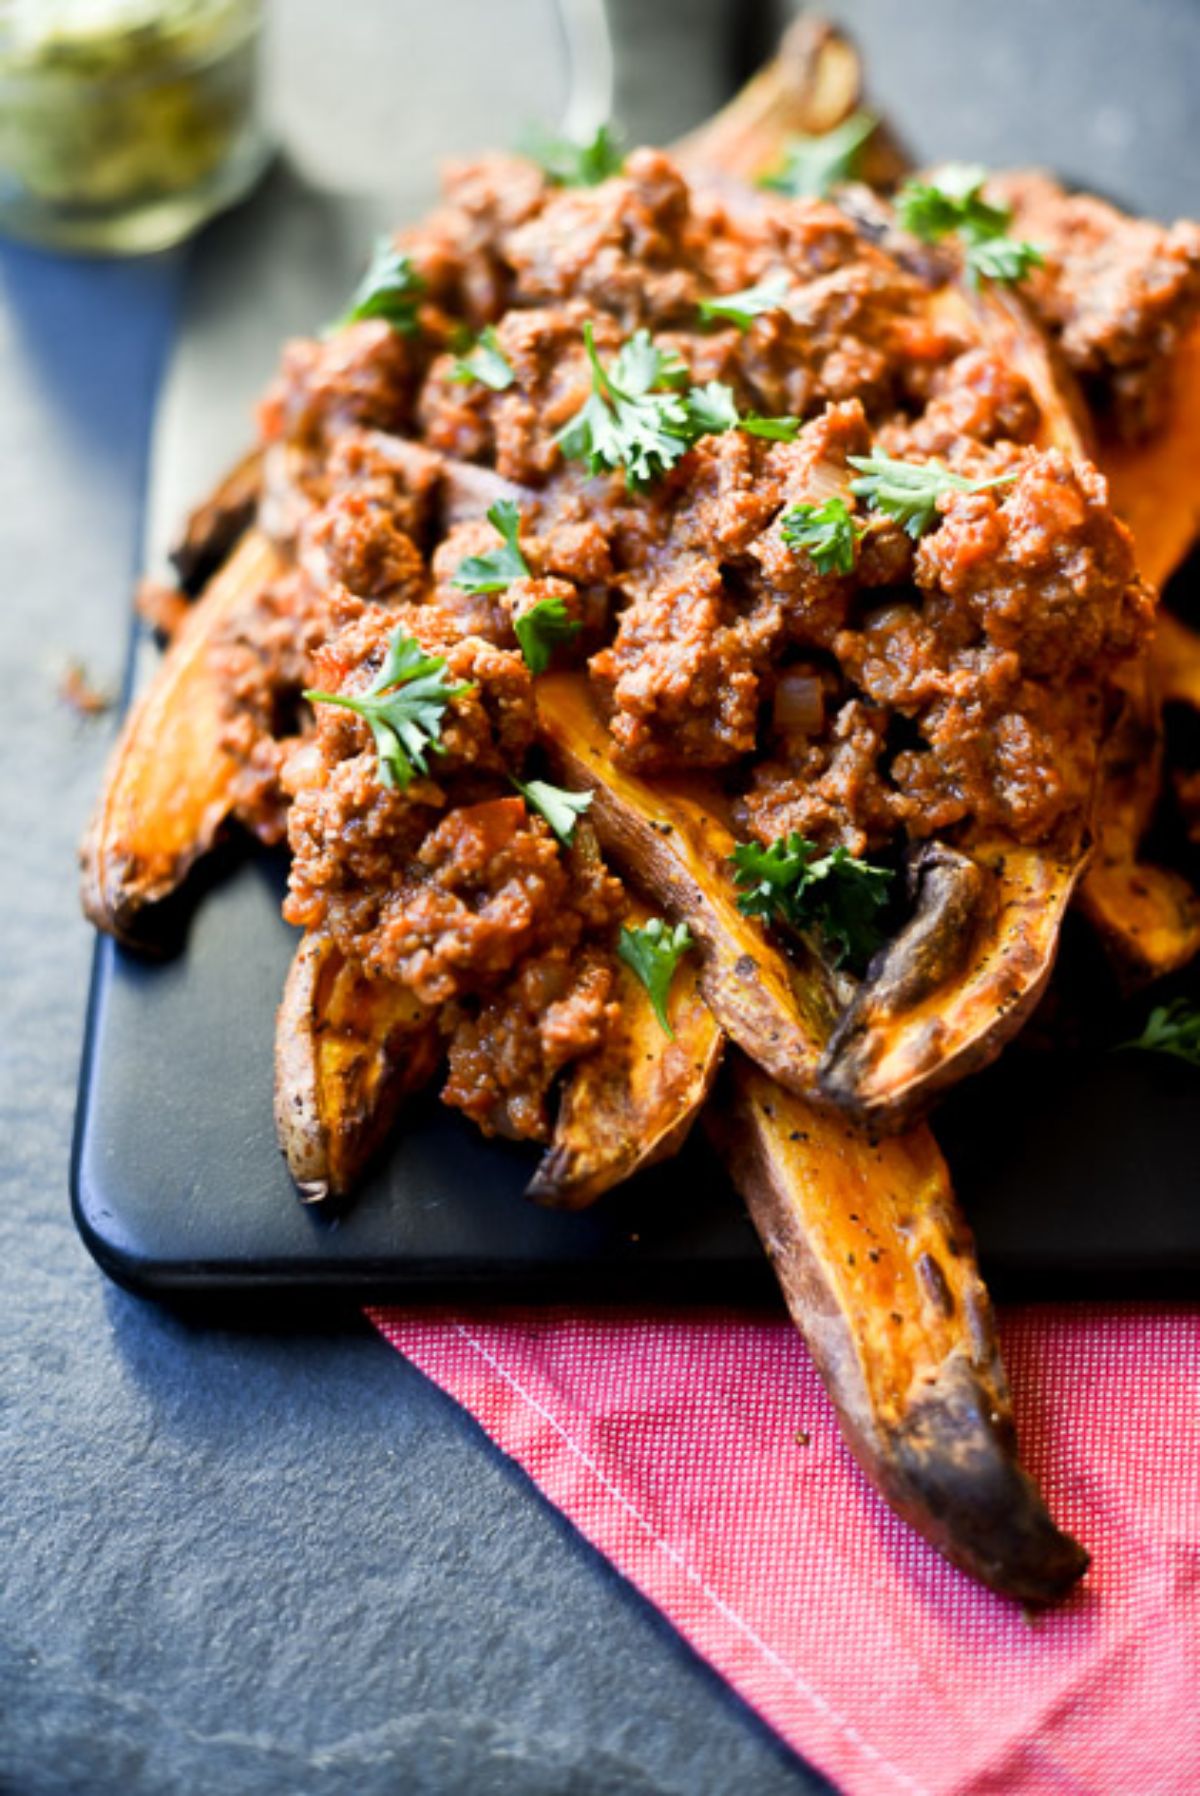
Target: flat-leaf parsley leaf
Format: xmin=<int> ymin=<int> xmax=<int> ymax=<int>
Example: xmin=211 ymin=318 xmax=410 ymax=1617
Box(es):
xmin=618 ymin=918 xmax=695 ymax=1037
xmin=333 ymin=238 xmax=425 ymax=334
xmin=513 ymin=777 xmax=593 ymax=845
xmin=452 ymin=500 xmax=530 ymax=594
xmin=305 ymin=626 xmax=474 ymax=790
xmin=555 ymin=323 xmax=695 ymax=489
xmin=847 ymin=452 xmax=1018 ymax=539
xmin=452 ymin=325 xmax=514 ymax=391
xmin=1121 ymin=999 xmax=1200 ymax=1068
xmin=730 ymin=833 xmax=891 ymax=970
xmin=698 ymin=270 xmax=791 ymax=331
xmin=556 ymin=325 xmax=803 ymax=488
xmin=523 ymin=121 xmax=625 ymax=187
xmin=781 ymin=497 xmax=862 ymax=574
xmin=514 ymin=595 xmax=581 ymax=675
xmin=759 ymin=110 xmax=877 ymax=199
xmin=896 ymin=164 xmax=1043 ymax=288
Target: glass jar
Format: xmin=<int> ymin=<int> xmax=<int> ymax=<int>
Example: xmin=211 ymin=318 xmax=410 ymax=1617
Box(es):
xmin=0 ymin=0 xmax=270 ymax=254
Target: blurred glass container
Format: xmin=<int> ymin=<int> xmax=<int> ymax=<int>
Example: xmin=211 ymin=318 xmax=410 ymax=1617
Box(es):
xmin=0 ymin=0 xmax=269 ymax=254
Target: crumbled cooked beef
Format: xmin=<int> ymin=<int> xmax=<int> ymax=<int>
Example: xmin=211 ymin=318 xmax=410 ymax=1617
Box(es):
xmin=283 ymin=605 xmax=622 ymax=1135
xmin=211 ymin=569 xmax=339 ymax=844
xmin=443 ymin=945 xmax=618 ymax=1139
xmin=170 ymin=135 xmax=1185 ymax=1143
xmin=744 ymin=451 xmax=1152 ymax=849
xmin=994 ymin=171 xmax=1200 ymax=440
xmin=258 ymin=321 xmax=418 ymax=447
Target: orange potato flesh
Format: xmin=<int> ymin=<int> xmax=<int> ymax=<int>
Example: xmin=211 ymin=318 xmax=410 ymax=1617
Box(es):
xmin=274 ymin=931 xmax=441 ymax=1204
xmin=711 ymin=1057 xmax=1089 ymax=1603
xmin=527 ymin=895 xmax=724 ymax=1210
xmin=536 ymin=671 xmax=836 ymax=1097
xmin=80 ymin=531 xmax=285 ymax=946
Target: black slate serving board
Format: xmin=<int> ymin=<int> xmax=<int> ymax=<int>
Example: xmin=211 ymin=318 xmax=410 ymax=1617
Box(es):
xmin=71 ymin=162 xmax=1200 ymax=1308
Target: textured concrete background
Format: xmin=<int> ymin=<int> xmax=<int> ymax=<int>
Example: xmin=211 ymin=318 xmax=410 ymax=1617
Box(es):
xmin=2 ymin=2 xmax=1196 ymax=1792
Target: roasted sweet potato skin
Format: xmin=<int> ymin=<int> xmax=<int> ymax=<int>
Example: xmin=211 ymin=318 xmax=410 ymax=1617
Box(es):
xmin=169 ymin=448 xmax=263 ymax=594
xmin=822 ymin=840 xmax=1086 ymax=1128
xmin=527 ymin=898 xmax=724 ymax=1209
xmin=81 ymin=531 xmax=285 ymax=947
xmin=536 ymin=672 xmax=836 ymax=1098
xmin=1103 ymin=324 xmax=1200 ymax=593
xmin=712 ymin=1057 xmax=1089 ymax=1603
xmin=275 ymin=932 xmax=441 ymax=1203
xmin=1076 ymin=667 xmax=1200 ymax=985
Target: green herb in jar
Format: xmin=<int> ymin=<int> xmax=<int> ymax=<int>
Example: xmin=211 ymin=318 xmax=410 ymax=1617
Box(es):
xmin=0 ymin=1 xmax=263 ymax=243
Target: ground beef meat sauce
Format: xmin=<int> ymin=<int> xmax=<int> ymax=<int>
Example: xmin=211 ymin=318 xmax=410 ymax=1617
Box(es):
xmin=282 ymin=609 xmax=623 ymax=1139
xmin=994 ymin=171 xmax=1200 ymax=441
xmin=232 ymin=142 xmax=1169 ymax=1144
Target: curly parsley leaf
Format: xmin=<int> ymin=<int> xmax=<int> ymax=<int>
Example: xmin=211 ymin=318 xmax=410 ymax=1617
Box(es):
xmin=1121 ymin=999 xmax=1200 ymax=1068
xmin=452 ymin=500 xmax=530 ymax=594
xmin=759 ymin=110 xmax=877 ymax=199
xmin=523 ymin=121 xmax=625 ymax=187
xmin=513 ymin=777 xmax=593 ymax=846
xmin=513 ymin=594 xmax=581 ymax=676
xmin=896 ymin=164 xmax=1043 ymax=288
xmin=452 ymin=325 xmax=515 ymax=391
xmin=730 ymin=832 xmax=891 ymax=970
xmin=781 ymin=497 xmax=862 ymax=574
xmin=847 ymin=452 xmax=1018 ymax=539
xmin=334 ymin=238 xmax=425 ymax=334
xmin=698 ymin=270 xmax=792 ymax=331
xmin=618 ymin=917 xmax=695 ymax=1037
xmin=305 ymin=626 xmax=474 ymax=791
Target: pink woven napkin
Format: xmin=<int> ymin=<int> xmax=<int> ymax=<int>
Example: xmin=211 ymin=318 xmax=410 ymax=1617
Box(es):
xmin=367 ymin=1302 xmax=1199 ymax=1796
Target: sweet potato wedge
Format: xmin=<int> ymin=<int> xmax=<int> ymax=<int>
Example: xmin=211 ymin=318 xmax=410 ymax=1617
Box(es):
xmin=1102 ymin=324 xmax=1200 ymax=593
xmin=81 ymin=531 xmax=286 ymax=946
xmin=710 ymin=1055 xmax=1088 ymax=1602
xmin=274 ymin=931 xmax=442 ymax=1204
xmin=1075 ymin=663 xmax=1200 ymax=984
xmin=169 ymin=448 xmax=263 ymax=594
xmin=816 ymin=284 xmax=1101 ymax=1124
xmin=674 ymin=15 xmax=905 ymax=192
xmin=1154 ymin=610 xmax=1200 ymax=711
xmin=535 ymin=671 xmax=837 ymax=1096
xmin=821 ymin=839 xmax=1086 ymax=1127
xmin=527 ymin=896 xmax=724 ymax=1209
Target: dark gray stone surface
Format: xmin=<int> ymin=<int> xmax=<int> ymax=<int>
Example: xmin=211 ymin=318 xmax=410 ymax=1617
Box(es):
xmin=2 ymin=3 xmax=1196 ymax=1792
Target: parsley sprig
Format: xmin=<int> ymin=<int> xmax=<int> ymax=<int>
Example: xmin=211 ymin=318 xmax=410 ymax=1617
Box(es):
xmin=1121 ymin=999 xmax=1200 ymax=1068
xmin=847 ymin=452 xmax=1018 ymax=539
xmin=453 ymin=501 xmax=530 ymax=594
xmin=556 ymin=324 xmax=802 ymax=488
xmin=513 ymin=777 xmax=593 ymax=846
xmin=556 ymin=324 xmax=695 ymax=488
xmin=618 ymin=918 xmax=695 ymax=1037
xmin=781 ymin=497 xmax=862 ymax=574
xmin=514 ymin=595 xmax=581 ymax=675
xmin=730 ymin=833 xmax=891 ymax=970
xmin=759 ymin=110 xmax=877 ymax=199
xmin=305 ymin=626 xmax=474 ymax=790
xmin=896 ymin=164 xmax=1043 ymax=288
xmin=698 ymin=271 xmax=791 ymax=331
xmin=333 ymin=238 xmax=425 ymax=334
xmin=523 ymin=121 xmax=625 ymax=187
xmin=740 ymin=414 xmax=803 ymax=443
xmin=452 ymin=326 xmax=514 ymax=391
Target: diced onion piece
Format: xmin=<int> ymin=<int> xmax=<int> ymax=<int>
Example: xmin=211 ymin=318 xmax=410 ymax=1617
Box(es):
xmin=774 ymin=670 xmax=824 ymax=735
